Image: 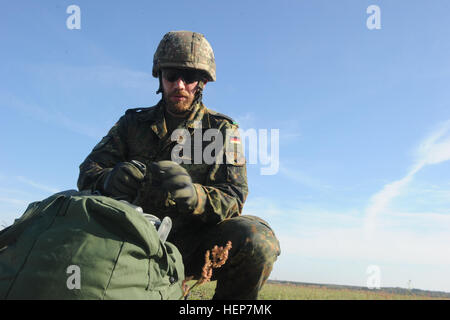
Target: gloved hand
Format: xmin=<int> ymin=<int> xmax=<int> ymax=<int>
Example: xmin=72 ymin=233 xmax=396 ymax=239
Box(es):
xmin=150 ymin=160 xmax=198 ymax=214
xmin=102 ymin=160 xmax=146 ymax=202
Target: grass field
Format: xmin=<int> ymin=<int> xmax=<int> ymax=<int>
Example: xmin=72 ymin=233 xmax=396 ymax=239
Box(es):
xmin=184 ymin=280 xmax=449 ymax=300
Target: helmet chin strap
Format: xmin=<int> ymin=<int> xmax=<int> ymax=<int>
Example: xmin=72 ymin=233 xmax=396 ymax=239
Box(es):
xmin=156 ymin=73 xmax=163 ymax=94
xmin=192 ymin=81 xmax=205 ymax=106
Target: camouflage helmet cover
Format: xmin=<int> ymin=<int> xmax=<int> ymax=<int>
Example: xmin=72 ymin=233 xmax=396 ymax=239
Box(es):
xmin=153 ymin=30 xmax=216 ymax=82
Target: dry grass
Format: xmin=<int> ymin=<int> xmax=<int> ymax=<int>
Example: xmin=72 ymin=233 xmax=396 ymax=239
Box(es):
xmin=185 ymin=281 xmax=449 ymax=300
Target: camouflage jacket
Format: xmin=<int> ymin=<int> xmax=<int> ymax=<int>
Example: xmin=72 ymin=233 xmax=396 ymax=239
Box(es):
xmin=77 ymin=100 xmax=248 ymax=236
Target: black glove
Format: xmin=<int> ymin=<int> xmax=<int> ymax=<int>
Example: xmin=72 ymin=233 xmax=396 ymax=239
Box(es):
xmin=150 ymin=160 xmax=197 ymax=213
xmin=102 ymin=160 xmax=146 ymax=202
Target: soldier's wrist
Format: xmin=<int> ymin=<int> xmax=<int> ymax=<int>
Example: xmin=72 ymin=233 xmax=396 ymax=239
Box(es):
xmin=191 ymin=183 xmax=206 ymax=215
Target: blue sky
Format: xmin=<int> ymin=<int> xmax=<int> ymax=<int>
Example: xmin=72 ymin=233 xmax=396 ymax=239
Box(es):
xmin=2 ymin=0 xmax=450 ymax=292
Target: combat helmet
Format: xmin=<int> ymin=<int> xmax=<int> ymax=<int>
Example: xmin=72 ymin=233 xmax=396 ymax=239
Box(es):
xmin=153 ymin=30 xmax=216 ymax=82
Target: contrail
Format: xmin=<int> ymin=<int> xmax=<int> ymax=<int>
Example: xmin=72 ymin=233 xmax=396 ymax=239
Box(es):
xmin=364 ymin=119 xmax=450 ymax=238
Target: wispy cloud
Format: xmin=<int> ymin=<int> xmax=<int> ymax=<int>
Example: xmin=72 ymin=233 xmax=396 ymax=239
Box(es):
xmin=1 ymin=63 xmax=155 ymax=139
xmin=16 ymin=176 xmax=59 ymax=194
xmin=243 ymin=196 xmax=289 ymax=218
xmin=0 ymin=176 xmax=61 ymax=227
xmin=389 ymin=210 xmax=450 ymax=228
xmin=0 ymin=197 xmax=29 ymax=206
xmin=234 ymin=112 xmax=257 ymax=130
xmin=364 ymin=120 xmax=450 ymax=237
xmin=415 ymin=119 xmax=450 ymax=166
xmin=235 ymin=113 xmax=301 ymax=142
xmin=259 ymin=199 xmax=450 ymax=291
xmin=32 ymin=64 xmax=153 ymax=91
xmin=276 ymin=224 xmax=450 ymax=291
xmin=280 ymin=226 xmax=450 ymax=266
xmin=278 ymin=163 xmax=332 ymax=191
xmin=0 ymin=90 xmax=103 ymax=139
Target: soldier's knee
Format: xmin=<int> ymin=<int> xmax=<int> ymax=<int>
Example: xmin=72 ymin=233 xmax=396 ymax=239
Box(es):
xmin=226 ymin=215 xmax=281 ymax=262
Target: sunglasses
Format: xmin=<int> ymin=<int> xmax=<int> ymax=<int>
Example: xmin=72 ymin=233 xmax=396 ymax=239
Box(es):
xmin=161 ymin=68 xmax=204 ymax=84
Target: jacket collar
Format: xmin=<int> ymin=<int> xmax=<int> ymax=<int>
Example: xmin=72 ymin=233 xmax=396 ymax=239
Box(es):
xmin=149 ymin=100 xmax=209 ymax=139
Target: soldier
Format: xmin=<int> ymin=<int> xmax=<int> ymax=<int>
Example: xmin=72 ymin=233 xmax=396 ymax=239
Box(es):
xmin=77 ymin=30 xmax=280 ymax=299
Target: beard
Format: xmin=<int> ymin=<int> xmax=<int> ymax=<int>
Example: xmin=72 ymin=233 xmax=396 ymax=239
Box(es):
xmin=164 ymin=90 xmax=196 ymax=115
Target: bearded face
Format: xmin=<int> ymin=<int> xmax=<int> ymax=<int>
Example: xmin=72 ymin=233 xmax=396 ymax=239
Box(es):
xmin=163 ymin=84 xmax=196 ymax=114
xmin=161 ymin=68 xmax=206 ymax=115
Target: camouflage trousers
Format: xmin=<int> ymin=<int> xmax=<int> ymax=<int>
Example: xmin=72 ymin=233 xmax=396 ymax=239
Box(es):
xmin=173 ymin=215 xmax=281 ymax=300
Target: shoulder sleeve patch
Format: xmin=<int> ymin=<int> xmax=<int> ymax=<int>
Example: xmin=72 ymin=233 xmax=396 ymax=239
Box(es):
xmin=224 ymin=127 xmax=246 ymax=166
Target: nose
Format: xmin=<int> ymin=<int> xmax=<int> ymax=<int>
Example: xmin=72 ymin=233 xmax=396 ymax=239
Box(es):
xmin=173 ymin=77 xmax=186 ymax=89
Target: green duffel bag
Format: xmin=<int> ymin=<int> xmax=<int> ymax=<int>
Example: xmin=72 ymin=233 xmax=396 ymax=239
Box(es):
xmin=0 ymin=190 xmax=184 ymax=300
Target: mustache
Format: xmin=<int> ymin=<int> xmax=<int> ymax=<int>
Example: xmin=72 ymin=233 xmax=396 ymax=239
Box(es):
xmin=169 ymin=90 xmax=188 ymax=97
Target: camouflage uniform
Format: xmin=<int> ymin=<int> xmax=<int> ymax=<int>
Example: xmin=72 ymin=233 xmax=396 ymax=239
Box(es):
xmin=77 ymin=31 xmax=280 ymax=300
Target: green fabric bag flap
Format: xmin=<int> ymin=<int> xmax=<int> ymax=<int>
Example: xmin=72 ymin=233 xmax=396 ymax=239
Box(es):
xmin=0 ymin=190 xmax=185 ymax=300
